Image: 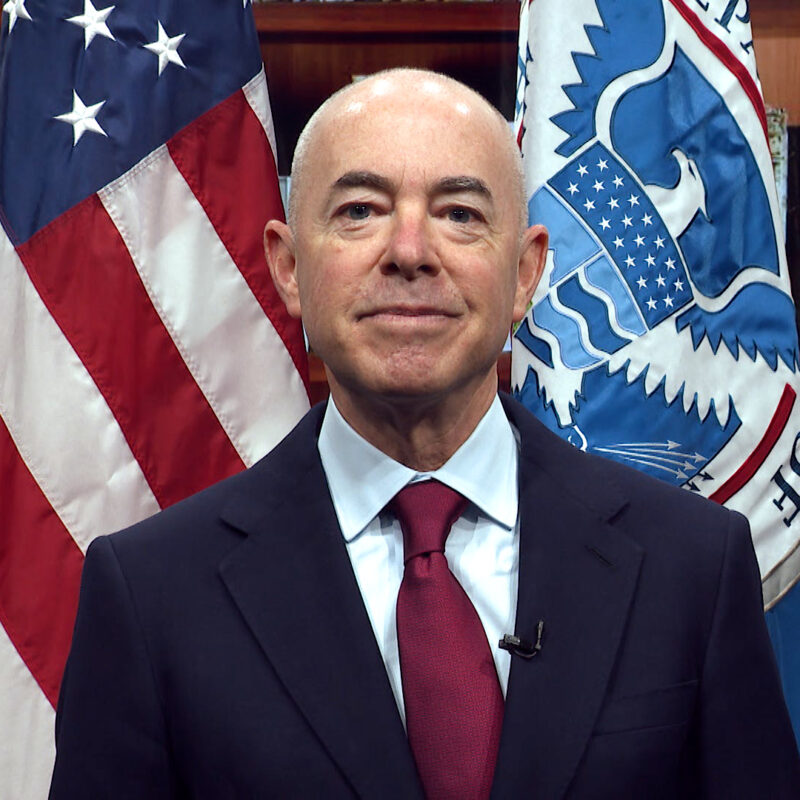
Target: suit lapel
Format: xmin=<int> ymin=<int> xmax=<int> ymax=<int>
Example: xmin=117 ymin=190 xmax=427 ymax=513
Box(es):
xmin=493 ymin=399 xmax=644 ymax=799
xmin=217 ymin=408 xmax=422 ymax=800
xmin=213 ymin=398 xmax=642 ymax=798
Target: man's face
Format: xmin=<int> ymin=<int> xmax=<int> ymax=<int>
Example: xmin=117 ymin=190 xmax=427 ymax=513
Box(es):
xmin=274 ymin=77 xmax=545 ymax=410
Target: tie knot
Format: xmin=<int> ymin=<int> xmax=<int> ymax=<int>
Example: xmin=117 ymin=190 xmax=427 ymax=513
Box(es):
xmin=389 ymin=480 xmax=468 ymax=562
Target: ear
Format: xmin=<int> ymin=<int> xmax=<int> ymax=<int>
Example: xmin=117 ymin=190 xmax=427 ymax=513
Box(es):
xmin=264 ymin=219 xmax=302 ymax=319
xmin=512 ymin=223 xmax=548 ymax=324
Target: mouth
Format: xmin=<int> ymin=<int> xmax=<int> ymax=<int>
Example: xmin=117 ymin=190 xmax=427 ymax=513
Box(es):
xmin=359 ymin=305 xmax=459 ymax=320
xmin=357 ymin=308 xmax=460 ymax=337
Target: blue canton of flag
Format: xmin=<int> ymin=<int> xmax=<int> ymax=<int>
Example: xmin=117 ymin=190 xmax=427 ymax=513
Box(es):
xmin=2 ymin=0 xmax=262 ymax=244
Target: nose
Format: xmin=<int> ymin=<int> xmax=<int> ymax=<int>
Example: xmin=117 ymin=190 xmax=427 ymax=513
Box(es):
xmin=382 ymin=205 xmax=440 ymax=279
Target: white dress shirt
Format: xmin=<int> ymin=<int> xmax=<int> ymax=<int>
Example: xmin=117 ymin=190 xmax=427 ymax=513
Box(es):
xmin=317 ymin=395 xmax=520 ymax=724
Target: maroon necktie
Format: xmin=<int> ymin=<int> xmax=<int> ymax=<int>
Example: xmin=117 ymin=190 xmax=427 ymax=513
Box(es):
xmin=391 ymin=480 xmax=504 ymax=800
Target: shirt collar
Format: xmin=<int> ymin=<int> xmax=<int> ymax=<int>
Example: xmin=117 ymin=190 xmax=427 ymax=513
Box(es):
xmin=318 ymin=394 xmax=519 ymax=542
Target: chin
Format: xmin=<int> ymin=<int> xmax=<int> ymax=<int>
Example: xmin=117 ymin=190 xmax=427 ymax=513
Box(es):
xmin=328 ymin=346 xmax=498 ymax=405
xmin=368 ymin=373 xmax=448 ymax=401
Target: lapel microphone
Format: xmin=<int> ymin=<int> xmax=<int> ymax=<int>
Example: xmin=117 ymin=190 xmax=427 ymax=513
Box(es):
xmin=499 ymin=620 xmax=545 ymax=659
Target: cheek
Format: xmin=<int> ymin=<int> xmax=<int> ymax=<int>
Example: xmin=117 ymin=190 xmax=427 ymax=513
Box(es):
xmin=296 ymin=262 xmax=363 ymax=339
xmin=307 ymin=240 xmax=386 ymax=303
xmin=462 ymin=259 xmax=517 ymax=311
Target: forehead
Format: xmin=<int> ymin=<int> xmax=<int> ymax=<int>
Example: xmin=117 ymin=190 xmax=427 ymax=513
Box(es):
xmin=311 ymin=80 xmax=510 ymax=192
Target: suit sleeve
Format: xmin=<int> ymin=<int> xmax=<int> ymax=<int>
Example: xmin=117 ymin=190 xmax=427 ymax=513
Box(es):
xmin=49 ymin=535 xmax=179 ymax=799
xmin=695 ymin=512 xmax=800 ymax=798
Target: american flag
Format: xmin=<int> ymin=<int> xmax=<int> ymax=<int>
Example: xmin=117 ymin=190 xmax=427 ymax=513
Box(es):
xmin=0 ymin=0 xmax=309 ymax=794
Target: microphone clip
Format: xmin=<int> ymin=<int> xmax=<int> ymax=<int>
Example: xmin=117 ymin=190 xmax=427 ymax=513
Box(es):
xmin=499 ymin=620 xmax=544 ymax=660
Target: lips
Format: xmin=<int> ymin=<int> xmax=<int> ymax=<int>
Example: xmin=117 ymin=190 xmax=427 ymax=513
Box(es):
xmin=359 ymin=305 xmax=459 ymax=319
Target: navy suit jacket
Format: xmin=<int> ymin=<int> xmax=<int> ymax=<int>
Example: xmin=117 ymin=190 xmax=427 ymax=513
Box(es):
xmin=50 ymin=396 xmax=800 ymax=798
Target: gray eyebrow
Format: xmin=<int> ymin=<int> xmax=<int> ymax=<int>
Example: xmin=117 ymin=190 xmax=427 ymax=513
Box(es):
xmin=432 ymin=176 xmax=492 ymax=200
xmin=329 ymin=171 xmax=493 ymax=205
xmin=331 ymin=171 xmax=396 ymax=194
xmin=332 ymin=170 xmax=492 ymax=199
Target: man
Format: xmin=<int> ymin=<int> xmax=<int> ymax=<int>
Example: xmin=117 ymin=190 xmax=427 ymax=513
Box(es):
xmin=50 ymin=69 xmax=799 ymax=798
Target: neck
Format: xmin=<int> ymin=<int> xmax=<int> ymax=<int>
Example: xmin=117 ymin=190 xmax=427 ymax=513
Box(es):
xmin=327 ymin=374 xmax=498 ymax=472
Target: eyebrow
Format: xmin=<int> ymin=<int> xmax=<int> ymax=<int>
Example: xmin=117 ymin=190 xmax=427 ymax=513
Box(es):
xmin=332 ymin=171 xmax=396 ymax=195
xmin=329 ymin=171 xmax=492 ymax=202
xmin=432 ymin=175 xmax=492 ymax=200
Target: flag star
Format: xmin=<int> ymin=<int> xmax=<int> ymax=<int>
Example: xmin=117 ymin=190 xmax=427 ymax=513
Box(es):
xmin=613 ymin=236 xmax=624 ymax=249
xmin=665 ymin=257 xmax=676 ymax=270
xmin=628 ymin=194 xmax=640 ymax=207
xmin=641 ymin=213 xmax=653 ymax=226
xmin=625 ymin=254 xmax=636 ymax=268
xmin=645 ymin=253 xmax=656 ymax=267
xmin=66 ymin=0 xmax=115 ymax=49
xmin=622 ymin=215 xmax=633 ymax=228
xmin=597 ymin=158 xmax=608 ymax=171
xmin=613 ymin=175 xmax=624 ymax=188
xmin=646 ymin=297 xmax=658 ymax=310
xmin=593 ymin=179 xmax=604 ymax=193
xmin=674 ymin=278 xmax=684 ymax=292
xmin=3 ymin=0 xmax=31 ymax=32
xmin=577 ymin=163 xmax=588 ymax=177
xmin=655 ymin=274 xmax=666 ymax=288
xmin=566 ymin=182 xmax=579 ymax=196
xmin=664 ymin=294 xmax=674 ymax=308
xmin=143 ymin=21 xmax=186 ymax=76
xmin=607 ymin=196 xmax=619 ymax=210
xmin=54 ymin=90 xmax=107 ymax=145
xmin=583 ymin=198 xmax=595 ymax=212
xmin=599 ymin=217 xmax=611 ymax=230
xmin=637 ymin=276 xmax=647 ymax=289
xmin=634 ymin=233 xmax=645 ymax=247
xmin=654 ymin=235 xmax=665 ymax=249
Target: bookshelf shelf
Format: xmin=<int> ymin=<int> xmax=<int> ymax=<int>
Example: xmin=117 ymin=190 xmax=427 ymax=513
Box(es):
xmin=253 ymin=2 xmax=519 ymax=35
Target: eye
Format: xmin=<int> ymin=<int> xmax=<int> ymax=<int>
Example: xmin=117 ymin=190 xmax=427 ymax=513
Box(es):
xmin=344 ymin=203 xmax=371 ymax=220
xmin=447 ymin=207 xmax=475 ymax=223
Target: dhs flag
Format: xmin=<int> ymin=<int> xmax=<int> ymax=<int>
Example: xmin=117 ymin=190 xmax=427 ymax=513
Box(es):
xmin=513 ymin=0 xmax=800 ymax=734
xmin=0 ymin=1 xmax=309 ymax=795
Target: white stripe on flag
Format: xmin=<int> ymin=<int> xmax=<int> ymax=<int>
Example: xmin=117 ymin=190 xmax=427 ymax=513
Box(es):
xmin=243 ymin=68 xmax=280 ymax=175
xmin=99 ymin=147 xmax=308 ymax=469
xmin=0 ymin=625 xmax=56 ymax=800
xmin=667 ymin=6 xmax=786 ymax=259
xmin=0 ymin=233 xmax=160 ymax=552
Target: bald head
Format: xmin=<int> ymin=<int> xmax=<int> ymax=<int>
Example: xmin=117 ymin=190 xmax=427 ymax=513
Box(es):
xmin=287 ymin=68 xmax=526 ymax=233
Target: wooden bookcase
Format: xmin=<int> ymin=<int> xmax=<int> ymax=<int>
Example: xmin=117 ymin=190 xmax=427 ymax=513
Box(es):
xmin=253 ymin=1 xmax=800 ymax=402
xmin=255 ymin=2 xmax=519 ymax=174
xmin=255 ymin=0 xmax=800 ymax=171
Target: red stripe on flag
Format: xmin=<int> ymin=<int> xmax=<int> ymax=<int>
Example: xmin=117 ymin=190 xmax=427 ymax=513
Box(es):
xmin=17 ymin=197 xmax=245 ymax=508
xmin=710 ymin=383 xmax=796 ymax=505
xmin=668 ymin=0 xmax=768 ymax=142
xmin=0 ymin=416 xmax=84 ymax=707
xmin=168 ymin=90 xmax=310 ymax=393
